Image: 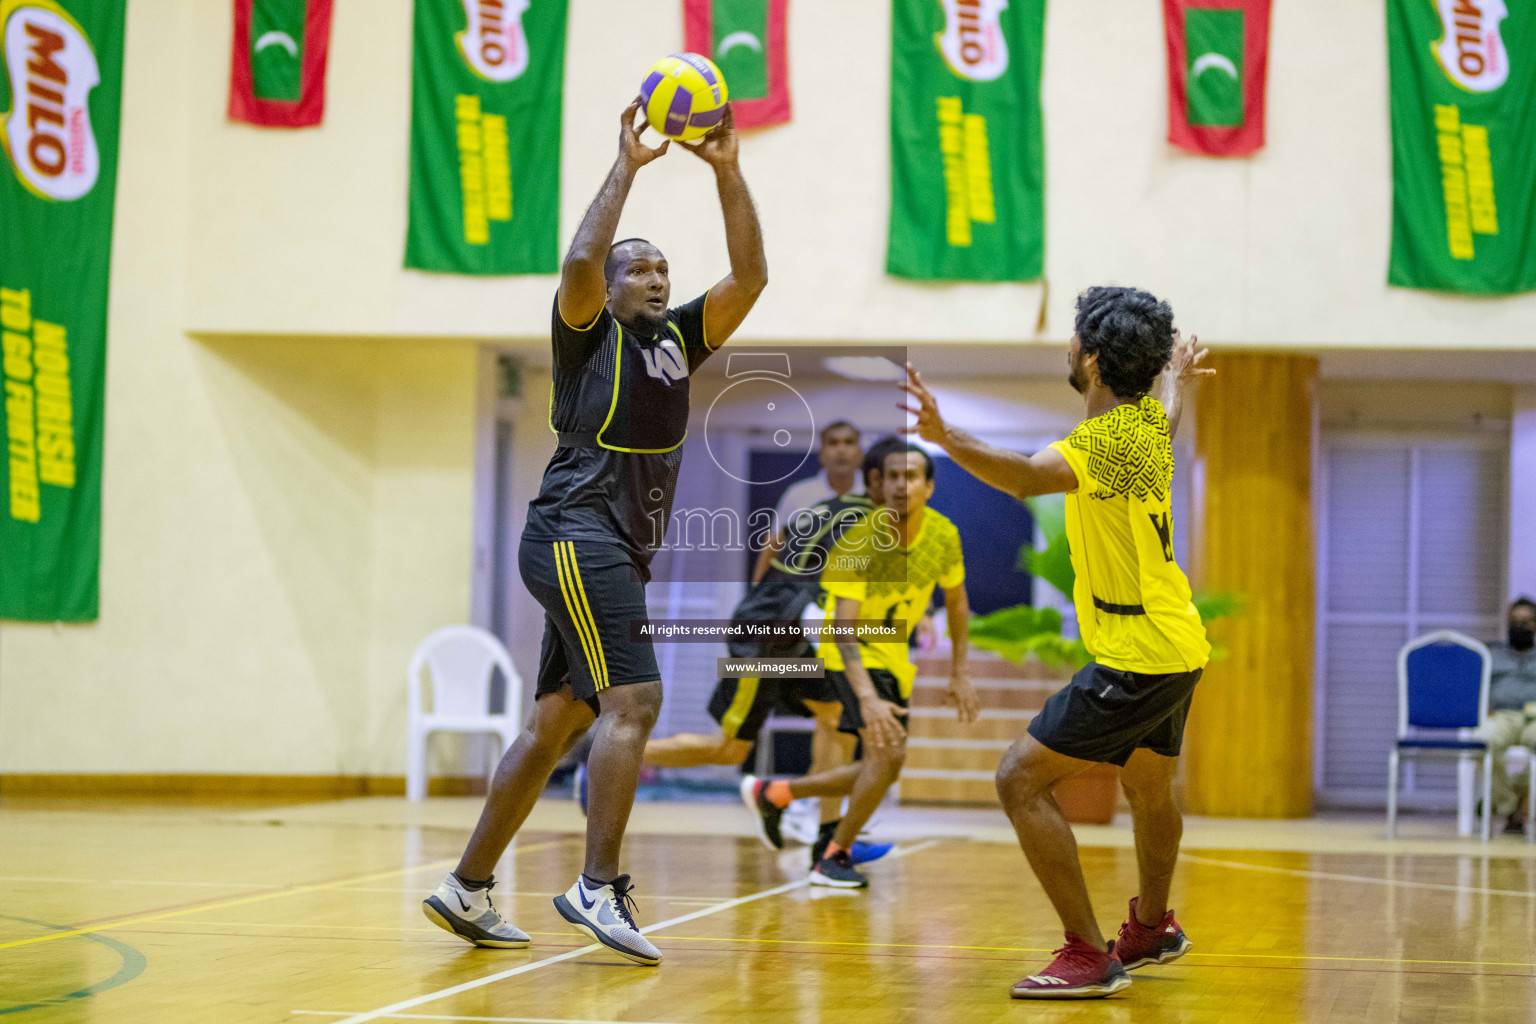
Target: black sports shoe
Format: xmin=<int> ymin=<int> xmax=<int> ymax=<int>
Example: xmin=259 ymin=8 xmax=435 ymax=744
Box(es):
xmin=809 ymin=850 xmax=868 ymax=888
xmin=739 ymin=775 xmax=784 ymax=850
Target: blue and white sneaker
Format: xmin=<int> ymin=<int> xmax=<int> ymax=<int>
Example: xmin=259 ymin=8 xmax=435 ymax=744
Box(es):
xmin=552 ymin=874 xmax=661 ymax=966
xmin=573 ymin=762 xmax=589 ymax=817
xmin=422 ymin=873 xmax=531 ymax=948
xmin=809 ymin=851 xmax=868 ymax=888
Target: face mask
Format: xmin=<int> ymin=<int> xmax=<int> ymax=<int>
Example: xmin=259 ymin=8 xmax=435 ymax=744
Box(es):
xmin=1511 ymin=624 xmax=1535 ymax=652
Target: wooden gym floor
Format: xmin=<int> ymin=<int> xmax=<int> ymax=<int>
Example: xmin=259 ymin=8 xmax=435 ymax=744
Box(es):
xmin=3 ymin=796 xmax=1535 ymax=1023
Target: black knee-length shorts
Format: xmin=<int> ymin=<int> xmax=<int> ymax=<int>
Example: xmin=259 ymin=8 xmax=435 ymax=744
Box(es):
xmin=520 ymin=536 xmax=660 ymax=715
xmin=1026 ymin=662 xmax=1202 ymax=766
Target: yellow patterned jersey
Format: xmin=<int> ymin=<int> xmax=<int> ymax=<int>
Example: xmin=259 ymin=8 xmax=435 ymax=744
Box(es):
xmin=1049 ymin=396 xmax=1210 ymax=674
xmin=818 ymin=507 xmax=966 ymax=696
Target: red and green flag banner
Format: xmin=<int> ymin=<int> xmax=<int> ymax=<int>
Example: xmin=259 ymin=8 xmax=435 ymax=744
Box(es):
xmin=405 ymin=0 xmax=565 ymax=276
xmin=683 ymin=0 xmax=790 ymax=130
xmin=1164 ymin=0 xmax=1270 ymax=156
xmin=228 ymin=0 xmax=334 ymax=128
xmin=1388 ymin=0 xmax=1536 ymax=294
xmin=887 ymin=0 xmax=1045 ymax=282
xmin=0 ymin=0 xmax=124 ymax=621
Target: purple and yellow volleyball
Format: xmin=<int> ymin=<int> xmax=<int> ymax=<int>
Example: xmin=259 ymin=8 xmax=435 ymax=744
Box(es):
xmin=638 ymin=53 xmax=729 ymax=142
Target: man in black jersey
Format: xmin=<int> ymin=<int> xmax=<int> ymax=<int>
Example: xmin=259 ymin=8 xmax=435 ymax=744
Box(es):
xmin=423 ymin=100 xmax=766 ymax=966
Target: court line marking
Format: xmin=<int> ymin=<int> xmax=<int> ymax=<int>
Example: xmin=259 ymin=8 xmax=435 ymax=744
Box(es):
xmin=0 ymin=839 xmax=569 ymax=952
xmin=313 ymin=840 xmax=940 ymax=1024
xmin=0 ymin=917 xmax=147 ymax=1017
xmin=1182 ymin=851 xmax=1536 ymax=899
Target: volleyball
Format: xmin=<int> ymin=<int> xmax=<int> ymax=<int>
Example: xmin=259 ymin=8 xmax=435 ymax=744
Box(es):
xmin=638 ymin=53 xmax=729 ymax=142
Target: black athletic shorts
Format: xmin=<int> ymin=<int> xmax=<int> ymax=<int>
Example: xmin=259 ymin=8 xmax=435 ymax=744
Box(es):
xmin=1026 ymin=662 xmax=1202 ymax=766
xmin=827 ymin=668 xmax=910 ymax=736
xmin=708 ymin=674 xmax=841 ymax=742
xmin=520 ymin=535 xmax=660 ymax=714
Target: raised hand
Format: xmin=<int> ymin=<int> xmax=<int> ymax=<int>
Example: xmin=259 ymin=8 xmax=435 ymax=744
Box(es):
xmin=619 ymin=98 xmax=670 ymax=170
xmin=679 ymin=103 xmax=739 ymax=169
xmin=1163 ymin=330 xmax=1215 ymax=389
xmin=899 ymin=362 xmax=949 ymax=444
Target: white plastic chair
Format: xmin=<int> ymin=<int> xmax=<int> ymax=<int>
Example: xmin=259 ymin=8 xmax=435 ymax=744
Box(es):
xmin=407 ymin=626 xmax=523 ymax=801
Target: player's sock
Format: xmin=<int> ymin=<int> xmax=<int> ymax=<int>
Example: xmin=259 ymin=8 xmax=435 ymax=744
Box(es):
xmin=811 ymin=819 xmax=841 ymax=866
xmin=454 ymin=873 xmax=491 ymax=891
xmin=764 ymin=780 xmax=793 ymax=808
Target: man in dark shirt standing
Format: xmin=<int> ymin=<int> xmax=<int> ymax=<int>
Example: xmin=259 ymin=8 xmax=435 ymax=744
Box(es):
xmin=422 ymin=101 xmax=765 ymax=965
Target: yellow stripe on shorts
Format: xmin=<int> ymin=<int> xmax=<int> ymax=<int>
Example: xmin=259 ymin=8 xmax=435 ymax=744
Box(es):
xmin=554 ymin=542 xmax=606 ymax=691
xmin=719 ymin=677 xmax=761 ymax=740
xmin=561 ymin=541 xmax=611 ymax=689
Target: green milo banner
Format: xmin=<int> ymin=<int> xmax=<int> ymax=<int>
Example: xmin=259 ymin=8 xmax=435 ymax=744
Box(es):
xmin=405 ymin=0 xmax=566 ymax=275
xmin=0 ymin=0 xmax=123 ymax=622
xmin=887 ymin=0 xmax=1045 ymax=282
xmin=1388 ymin=0 xmax=1536 ymax=294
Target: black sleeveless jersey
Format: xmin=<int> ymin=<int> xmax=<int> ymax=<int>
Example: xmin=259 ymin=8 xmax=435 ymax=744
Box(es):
xmin=761 ymin=493 xmax=877 ymax=585
xmin=523 ymin=293 xmax=716 ymax=570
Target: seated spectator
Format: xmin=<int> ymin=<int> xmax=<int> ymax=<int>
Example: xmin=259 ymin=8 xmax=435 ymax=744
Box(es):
xmin=1478 ymin=597 xmax=1536 ymax=833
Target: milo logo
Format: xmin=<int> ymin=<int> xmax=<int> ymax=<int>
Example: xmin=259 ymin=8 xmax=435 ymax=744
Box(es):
xmin=935 ymin=0 xmax=1010 ymax=83
xmin=1435 ymin=0 xmax=1509 ymax=93
xmin=1 ymin=0 xmax=100 ymax=201
xmin=457 ymin=0 xmax=530 ymax=82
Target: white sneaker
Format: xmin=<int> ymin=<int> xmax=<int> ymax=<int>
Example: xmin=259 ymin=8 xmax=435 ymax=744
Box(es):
xmin=422 ymin=873 xmax=531 ymax=948
xmin=552 ymin=874 xmax=662 ymax=966
xmin=781 ymin=798 xmax=819 ymax=846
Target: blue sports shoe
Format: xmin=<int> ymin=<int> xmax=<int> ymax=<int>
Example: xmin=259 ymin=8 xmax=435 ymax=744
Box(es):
xmin=850 ymin=841 xmax=894 ymax=865
xmin=573 ymin=761 xmax=589 ymax=817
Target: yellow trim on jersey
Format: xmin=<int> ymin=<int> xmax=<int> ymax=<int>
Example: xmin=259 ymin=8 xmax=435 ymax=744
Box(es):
xmin=702 ymin=292 xmax=717 ymax=351
xmin=719 ymin=677 xmax=761 ymax=739
xmin=594 ymin=320 xmax=688 ymax=455
xmin=554 ymin=542 xmax=608 ymax=690
xmin=560 ymin=541 xmax=611 ymax=689
xmin=557 ymin=295 xmax=605 ymax=332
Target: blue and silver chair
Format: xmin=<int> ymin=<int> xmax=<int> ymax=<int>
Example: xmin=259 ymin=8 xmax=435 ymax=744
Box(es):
xmin=1386 ymin=630 xmax=1493 ymax=841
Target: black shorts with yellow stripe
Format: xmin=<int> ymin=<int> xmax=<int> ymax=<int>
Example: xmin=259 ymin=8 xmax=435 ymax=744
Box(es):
xmin=519 ymin=536 xmax=660 ymax=713
xmin=708 ymin=667 xmax=841 ymax=743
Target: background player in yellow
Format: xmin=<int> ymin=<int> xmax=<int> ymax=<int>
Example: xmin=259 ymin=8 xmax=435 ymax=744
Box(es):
xmin=742 ymin=443 xmax=980 ymax=888
xmin=902 ymin=286 xmax=1215 ymax=1000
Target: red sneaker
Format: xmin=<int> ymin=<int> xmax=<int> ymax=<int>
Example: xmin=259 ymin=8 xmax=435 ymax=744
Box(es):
xmin=1109 ymin=897 xmax=1193 ymax=970
xmin=1010 ymin=933 xmax=1131 ymax=999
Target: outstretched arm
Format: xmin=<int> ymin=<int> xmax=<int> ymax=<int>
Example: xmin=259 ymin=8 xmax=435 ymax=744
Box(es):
xmin=1158 ymin=330 xmax=1215 ymax=439
xmin=901 ymin=363 xmax=1079 ymax=499
xmin=558 ymin=100 xmax=670 ymax=329
xmin=680 ymin=105 xmax=767 ymax=347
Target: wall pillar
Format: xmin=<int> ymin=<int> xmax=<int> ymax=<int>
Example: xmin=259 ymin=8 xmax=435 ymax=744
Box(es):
xmin=1184 ymin=353 xmax=1318 ymax=818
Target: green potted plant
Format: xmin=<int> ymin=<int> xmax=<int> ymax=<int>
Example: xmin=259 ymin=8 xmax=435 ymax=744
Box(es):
xmin=968 ymin=495 xmax=1240 ymax=823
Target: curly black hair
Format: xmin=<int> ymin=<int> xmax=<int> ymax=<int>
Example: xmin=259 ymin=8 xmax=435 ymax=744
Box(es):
xmin=1073 ymin=286 xmax=1175 ymax=399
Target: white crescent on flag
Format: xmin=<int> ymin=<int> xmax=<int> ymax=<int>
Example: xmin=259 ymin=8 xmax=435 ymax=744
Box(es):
xmin=717 ymin=31 xmax=762 ymax=57
xmin=1190 ymin=52 xmax=1238 ymax=80
xmin=254 ymin=31 xmax=299 ymax=57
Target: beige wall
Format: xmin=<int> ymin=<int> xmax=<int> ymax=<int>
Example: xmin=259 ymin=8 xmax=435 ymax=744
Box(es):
xmin=3 ymin=0 xmax=1530 ymax=777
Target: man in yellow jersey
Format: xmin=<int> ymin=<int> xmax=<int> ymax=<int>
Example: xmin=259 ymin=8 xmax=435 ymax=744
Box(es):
xmin=741 ymin=442 xmax=980 ymax=888
xmin=902 ymin=286 xmax=1214 ymax=1001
